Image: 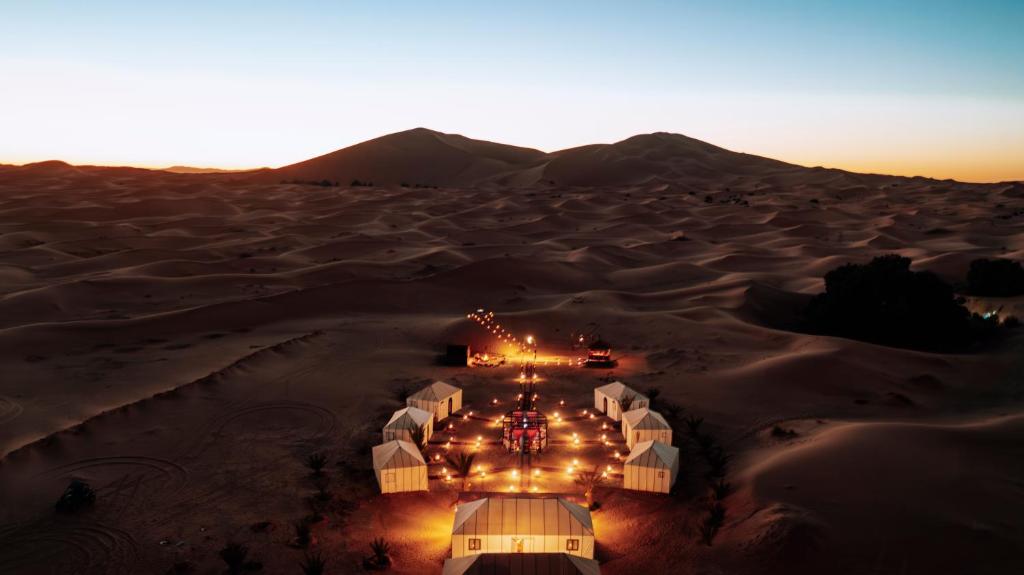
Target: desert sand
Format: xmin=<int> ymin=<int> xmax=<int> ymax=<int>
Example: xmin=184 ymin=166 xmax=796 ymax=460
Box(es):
xmin=1 ymin=129 xmax=1022 ymax=574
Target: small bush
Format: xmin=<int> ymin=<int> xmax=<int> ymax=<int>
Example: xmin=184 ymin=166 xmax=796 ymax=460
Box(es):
xmin=219 ymin=542 xmax=248 ymax=575
xmin=55 ymin=480 xmax=95 ymax=513
xmin=771 ymin=425 xmax=798 ymax=439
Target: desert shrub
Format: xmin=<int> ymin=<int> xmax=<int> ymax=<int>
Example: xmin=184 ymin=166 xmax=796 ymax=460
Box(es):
xmin=804 ymin=255 xmax=978 ymax=352
xmin=300 ymin=551 xmax=327 ymax=575
xmin=771 ymin=425 xmax=798 ymax=439
xmin=219 ymin=542 xmax=248 ymax=575
xmin=967 ymin=258 xmax=1024 ymax=296
xmin=1004 ymin=315 xmax=1021 ymax=328
xmin=55 ymin=480 xmax=95 ymax=513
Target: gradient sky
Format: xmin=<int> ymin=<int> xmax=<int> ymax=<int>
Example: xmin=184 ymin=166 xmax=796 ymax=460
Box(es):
xmin=1 ymin=1 xmax=1022 ymax=182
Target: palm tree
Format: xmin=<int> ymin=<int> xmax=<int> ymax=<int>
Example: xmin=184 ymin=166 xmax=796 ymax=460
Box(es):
xmin=370 ymin=537 xmax=392 ymax=567
xmin=312 ymin=475 xmax=332 ymax=502
xmin=706 ymin=447 xmax=730 ymax=479
xmin=619 ymin=394 xmax=635 ymax=414
xmin=699 ymin=502 xmax=726 ymax=546
xmin=306 ymin=452 xmax=328 ymax=476
xmin=711 ymin=478 xmax=733 ymax=501
xmin=293 ymin=520 xmax=311 ymax=548
xmin=300 ymin=551 xmax=327 ymax=575
xmin=410 ymin=425 xmax=426 ymax=448
xmin=644 ymin=386 xmax=661 ymax=409
xmin=684 ymin=415 xmax=704 ymax=436
xmin=574 ymin=466 xmax=605 ymax=509
xmin=445 ymin=451 xmax=477 ymax=491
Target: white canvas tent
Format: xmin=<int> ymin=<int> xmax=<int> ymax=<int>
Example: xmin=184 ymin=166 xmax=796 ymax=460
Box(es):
xmin=382 ymin=406 xmax=433 ymax=446
xmin=451 ymin=497 xmax=595 ymax=559
xmin=372 ymin=440 xmax=428 ymax=494
xmin=623 ymin=440 xmax=679 ymax=494
xmin=593 ymin=381 xmax=648 ymax=421
xmin=443 ymin=553 xmax=601 ymax=575
xmin=408 ymin=380 xmax=463 ymax=423
xmin=620 ymin=408 xmax=672 ymax=450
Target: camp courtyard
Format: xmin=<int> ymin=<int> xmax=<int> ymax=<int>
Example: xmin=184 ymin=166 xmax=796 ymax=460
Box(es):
xmin=365 ymin=310 xmax=686 ymax=574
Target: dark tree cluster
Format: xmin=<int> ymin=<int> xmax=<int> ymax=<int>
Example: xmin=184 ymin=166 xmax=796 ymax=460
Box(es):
xmin=804 ymin=255 xmax=1000 ymax=352
xmin=967 ymin=258 xmax=1024 ymax=297
xmin=281 ymin=179 xmax=339 ymax=187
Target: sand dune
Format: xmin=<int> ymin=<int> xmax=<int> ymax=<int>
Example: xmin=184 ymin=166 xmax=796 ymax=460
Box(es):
xmin=1 ymin=130 xmax=1022 ymax=573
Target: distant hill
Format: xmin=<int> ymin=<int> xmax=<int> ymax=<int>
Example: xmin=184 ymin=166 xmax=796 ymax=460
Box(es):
xmin=8 ymin=130 xmax=1019 ymax=187
xmin=163 ymin=166 xmax=256 ymax=174
xmin=263 ymin=128 xmax=807 ymax=188
xmin=268 ymin=127 xmax=548 ymax=187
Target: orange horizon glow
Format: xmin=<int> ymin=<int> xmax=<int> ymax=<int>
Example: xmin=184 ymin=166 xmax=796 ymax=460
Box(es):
xmin=2 ymin=129 xmax=1021 ymax=184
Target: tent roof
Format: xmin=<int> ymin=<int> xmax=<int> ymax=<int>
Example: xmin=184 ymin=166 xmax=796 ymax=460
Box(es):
xmin=452 ymin=497 xmax=594 ymax=536
xmin=594 ymin=381 xmax=646 ymax=402
xmin=622 ymin=408 xmax=670 ymax=430
xmin=409 ymin=380 xmax=461 ymax=402
xmin=385 ymin=406 xmax=433 ymax=428
xmin=443 ymin=553 xmax=601 ymax=575
xmin=372 ymin=439 xmax=426 ymax=470
xmin=625 ymin=440 xmax=679 ymax=468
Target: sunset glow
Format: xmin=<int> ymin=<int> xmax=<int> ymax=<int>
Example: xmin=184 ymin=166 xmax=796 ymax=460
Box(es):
xmin=1 ymin=1 xmax=1021 ymax=181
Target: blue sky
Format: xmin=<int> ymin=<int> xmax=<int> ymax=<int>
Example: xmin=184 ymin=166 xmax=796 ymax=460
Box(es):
xmin=1 ymin=1 xmax=1022 ymax=180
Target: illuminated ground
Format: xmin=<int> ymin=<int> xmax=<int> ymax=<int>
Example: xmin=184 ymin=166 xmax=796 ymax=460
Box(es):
xmin=424 ymin=371 xmax=628 ymax=495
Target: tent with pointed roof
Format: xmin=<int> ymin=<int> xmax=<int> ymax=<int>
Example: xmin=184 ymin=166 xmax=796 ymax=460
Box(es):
xmin=443 ymin=553 xmax=601 ymax=575
xmin=593 ymin=381 xmax=648 ymax=421
xmin=408 ymin=380 xmax=463 ymax=422
xmin=623 ymin=440 xmax=679 ymax=494
xmin=451 ymin=497 xmax=595 ymax=559
xmin=620 ymin=408 xmax=672 ymax=449
xmin=372 ymin=439 xmax=428 ymax=494
xmin=383 ymin=406 xmax=433 ymax=446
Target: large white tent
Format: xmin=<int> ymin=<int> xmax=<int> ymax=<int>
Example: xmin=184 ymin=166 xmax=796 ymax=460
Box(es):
xmin=372 ymin=439 xmax=428 ymax=494
xmin=443 ymin=553 xmax=601 ymax=575
xmin=451 ymin=497 xmax=595 ymax=559
xmin=593 ymin=381 xmax=648 ymax=421
xmin=408 ymin=380 xmax=463 ymax=423
xmin=623 ymin=440 xmax=679 ymax=494
xmin=620 ymin=408 xmax=672 ymax=450
xmin=382 ymin=406 xmax=433 ymax=446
